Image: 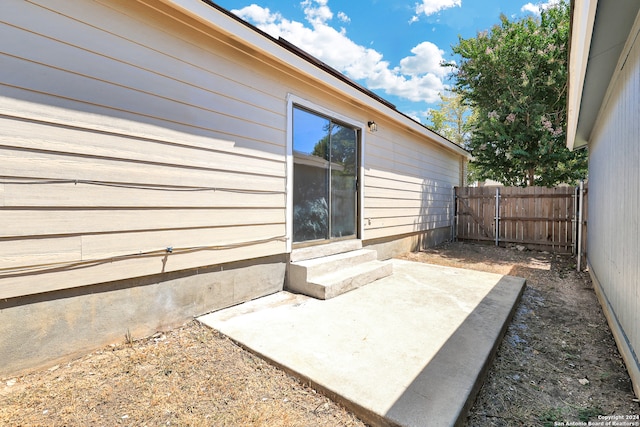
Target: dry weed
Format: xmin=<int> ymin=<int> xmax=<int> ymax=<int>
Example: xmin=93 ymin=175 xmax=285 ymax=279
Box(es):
xmin=0 ymin=323 xmax=364 ymax=426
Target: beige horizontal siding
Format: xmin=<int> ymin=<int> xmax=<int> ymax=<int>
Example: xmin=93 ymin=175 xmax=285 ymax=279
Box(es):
xmin=0 ymin=91 xmax=285 ymax=160
xmin=81 ymin=224 xmax=285 ymax=260
xmin=1 ymin=209 xmax=282 ymax=238
xmin=366 ymin=149 xmax=459 ymax=182
xmin=0 ymin=237 xmax=82 ymax=270
xmin=0 ymin=239 xmax=284 ymax=300
xmin=365 ymin=175 xmax=456 ymax=192
xmin=1 ymin=147 xmax=282 ymax=191
xmin=364 ymin=222 xmax=451 ymax=240
xmin=1 ymin=181 xmax=283 ymax=208
xmin=2 ymin=1 xmax=286 ymax=154
xmin=0 ymin=55 xmax=284 ymax=149
xmin=0 ymin=117 xmax=284 ymax=177
xmin=0 ymin=223 xmax=283 ymax=281
xmin=365 ymin=215 xmax=451 ymax=229
xmin=0 ymin=0 xmax=289 ymax=298
xmin=4 ymin=0 xmax=286 ymax=112
xmin=366 ymin=136 xmax=461 ymax=180
xmin=363 ymin=126 xmax=460 ymax=241
xmin=365 ymin=187 xmax=454 ymax=202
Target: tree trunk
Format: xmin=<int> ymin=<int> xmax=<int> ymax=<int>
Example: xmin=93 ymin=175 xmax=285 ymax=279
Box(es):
xmin=527 ymin=168 xmax=535 ymax=186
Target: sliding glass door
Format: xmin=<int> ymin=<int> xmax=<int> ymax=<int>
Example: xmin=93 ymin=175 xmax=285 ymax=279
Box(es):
xmin=292 ymin=106 xmax=358 ymax=244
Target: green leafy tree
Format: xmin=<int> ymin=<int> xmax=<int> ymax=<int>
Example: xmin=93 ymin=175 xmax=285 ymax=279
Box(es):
xmin=425 ymin=91 xmax=480 ymax=184
xmin=425 ymin=91 xmax=477 ymax=147
xmin=451 ymin=1 xmax=587 ymax=186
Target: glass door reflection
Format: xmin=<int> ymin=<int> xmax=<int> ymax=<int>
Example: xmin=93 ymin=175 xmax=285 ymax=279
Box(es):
xmin=292 ymin=107 xmax=358 ymax=244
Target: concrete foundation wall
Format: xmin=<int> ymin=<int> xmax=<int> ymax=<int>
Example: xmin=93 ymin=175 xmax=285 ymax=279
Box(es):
xmin=0 ymin=255 xmax=285 ymax=378
xmin=364 ymin=227 xmax=452 ymax=260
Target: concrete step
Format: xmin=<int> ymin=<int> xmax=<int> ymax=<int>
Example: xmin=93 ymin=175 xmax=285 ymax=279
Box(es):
xmin=290 ymin=240 xmax=362 ymax=262
xmin=293 ymin=259 xmax=393 ymax=300
xmin=290 ymin=248 xmax=379 ymax=283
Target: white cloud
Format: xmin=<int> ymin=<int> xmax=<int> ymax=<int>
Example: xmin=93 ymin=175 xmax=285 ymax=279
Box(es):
xmin=399 ymin=42 xmax=450 ymax=78
xmin=337 ymin=11 xmax=350 ymax=23
xmin=302 ymin=0 xmax=332 ymax=25
xmin=412 ymin=0 xmax=461 ymax=21
xmin=521 ymin=0 xmax=561 ymax=15
xmin=233 ymin=4 xmax=282 ymax=25
xmin=232 ymin=1 xmax=448 ymax=105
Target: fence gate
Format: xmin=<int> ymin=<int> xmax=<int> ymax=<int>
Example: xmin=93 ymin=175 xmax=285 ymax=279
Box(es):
xmin=455 ymin=185 xmax=587 ymax=255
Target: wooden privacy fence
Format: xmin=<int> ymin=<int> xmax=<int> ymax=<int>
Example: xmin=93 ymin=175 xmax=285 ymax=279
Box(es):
xmin=455 ymin=185 xmax=588 ymax=256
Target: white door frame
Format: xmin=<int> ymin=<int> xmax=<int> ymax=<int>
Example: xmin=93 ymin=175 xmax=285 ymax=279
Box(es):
xmin=285 ymin=94 xmax=366 ymax=253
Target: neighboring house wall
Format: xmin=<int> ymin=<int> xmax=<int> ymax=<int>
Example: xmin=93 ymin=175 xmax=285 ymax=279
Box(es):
xmin=585 ymin=18 xmax=640 ymax=398
xmin=0 ymin=0 xmax=466 ymax=376
xmin=568 ymin=2 xmax=640 ymax=398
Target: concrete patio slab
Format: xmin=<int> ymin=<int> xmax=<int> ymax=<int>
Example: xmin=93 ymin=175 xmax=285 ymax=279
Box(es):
xmin=198 ymin=259 xmax=525 ymax=427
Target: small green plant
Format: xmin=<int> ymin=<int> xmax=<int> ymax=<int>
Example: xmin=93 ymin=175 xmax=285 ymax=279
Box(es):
xmin=578 ymin=406 xmax=603 ymax=422
xmin=539 ymin=408 xmax=563 ymax=427
xmin=598 ymin=371 xmax=612 ymax=380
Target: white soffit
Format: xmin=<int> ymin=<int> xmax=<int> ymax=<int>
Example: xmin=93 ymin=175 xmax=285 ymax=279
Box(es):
xmin=567 ymin=0 xmax=640 ymax=150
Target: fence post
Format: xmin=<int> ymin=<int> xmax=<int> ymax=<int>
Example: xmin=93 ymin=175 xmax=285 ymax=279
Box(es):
xmin=572 ymin=186 xmax=578 ymax=255
xmin=577 ymin=180 xmax=584 ymax=271
xmin=495 ymin=187 xmax=500 ymax=246
xmin=451 ymin=187 xmax=457 ymax=242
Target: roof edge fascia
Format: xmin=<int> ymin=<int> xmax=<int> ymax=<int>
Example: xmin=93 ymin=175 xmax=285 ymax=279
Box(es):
xmin=566 ymin=0 xmax=598 ymax=151
xmin=152 ymin=0 xmax=471 ymax=159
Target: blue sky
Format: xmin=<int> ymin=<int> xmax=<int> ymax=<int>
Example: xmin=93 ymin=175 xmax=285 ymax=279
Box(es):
xmin=215 ymin=0 xmax=560 ymax=123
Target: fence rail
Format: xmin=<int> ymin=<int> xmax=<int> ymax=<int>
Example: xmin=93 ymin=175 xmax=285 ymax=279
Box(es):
xmin=455 ymin=185 xmax=587 ymax=254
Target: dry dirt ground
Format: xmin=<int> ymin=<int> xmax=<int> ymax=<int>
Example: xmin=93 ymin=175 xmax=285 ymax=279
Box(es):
xmin=1 ymin=242 xmax=638 ymax=426
xmin=400 ymin=242 xmax=639 ymax=426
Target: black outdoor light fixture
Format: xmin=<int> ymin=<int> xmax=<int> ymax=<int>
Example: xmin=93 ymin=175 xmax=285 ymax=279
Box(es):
xmin=367 ymin=121 xmax=378 ymax=132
